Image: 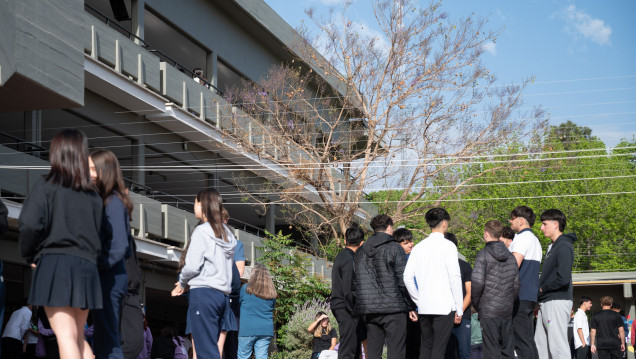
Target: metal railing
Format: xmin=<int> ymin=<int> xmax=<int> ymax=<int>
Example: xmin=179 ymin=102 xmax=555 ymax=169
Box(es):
xmin=84 ymin=3 xmax=223 ymax=96
xmin=0 ymin=131 xmax=47 ymax=155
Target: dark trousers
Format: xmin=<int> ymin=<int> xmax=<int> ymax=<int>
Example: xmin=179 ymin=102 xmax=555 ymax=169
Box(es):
xmin=2 ymin=337 xmax=22 ymax=359
xmin=446 ymin=317 xmax=471 ymax=359
xmin=22 ymin=343 xmax=36 ymax=359
xmin=332 ymin=308 xmax=362 ymax=359
xmin=364 ymin=312 xmax=406 ymax=359
xmin=405 ymin=313 xmax=421 ymax=359
xmin=189 ymin=287 xmax=226 ymax=359
xmin=0 ymin=261 xmax=4 ymax=359
xmin=93 ymin=263 xmax=127 ymax=359
xmin=223 ymin=295 xmax=240 ymax=359
xmin=420 ymin=311 xmax=456 ymax=359
xmin=597 ymin=348 xmax=622 ymax=359
xmin=470 ymin=344 xmax=482 ymax=359
xmin=120 ymin=294 xmax=144 ymax=359
xmin=481 ymin=317 xmax=515 ymax=358
xmin=513 ymin=300 xmax=538 ymax=359
xmin=575 ymin=346 xmax=589 ymax=359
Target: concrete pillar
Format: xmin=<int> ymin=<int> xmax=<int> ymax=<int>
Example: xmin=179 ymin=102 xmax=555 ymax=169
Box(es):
xmin=206 ymin=52 xmax=218 ymax=89
xmin=132 ymin=133 xmax=145 ymax=187
xmin=266 ymin=203 xmax=276 ymax=234
xmin=131 ymin=0 xmax=145 ymax=44
xmin=24 ymin=110 xmax=42 ymax=157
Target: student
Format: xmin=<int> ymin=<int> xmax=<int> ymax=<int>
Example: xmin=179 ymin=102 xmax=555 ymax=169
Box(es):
xmin=591 ymin=296 xmax=625 ymax=359
xmin=500 ymin=227 xmax=515 ymax=249
xmin=308 ymin=312 xmax=338 ymax=359
xmin=535 ymin=209 xmax=576 ymax=359
xmin=331 ymin=224 xmax=365 ymax=359
xmin=471 ymin=220 xmax=519 ymax=358
xmin=395 ymin=228 xmax=420 ymax=359
xmin=508 ymin=206 xmax=541 ymax=359
xmin=237 ymin=264 xmax=277 ymax=359
xmin=89 ymin=149 xmax=134 ymax=359
xmin=1 ymin=302 xmax=32 ymax=359
xmin=404 ymin=208 xmax=463 ymax=359
xmin=573 ymin=296 xmax=592 ymax=359
xmin=356 ymin=214 xmax=415 ymax=359
xmin=19 ymin=129 xmax=103 ymax=359
xmin=172 ymin=189 xmax=237 ymax=359
xmin=469 ymin=307 xmax=483 ymax=359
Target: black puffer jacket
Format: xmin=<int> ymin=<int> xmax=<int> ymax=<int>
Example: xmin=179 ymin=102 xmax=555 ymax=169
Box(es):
xmin=353 ymin=232 xmax=414 ymax=315
xmin=471 ymin=240 xmax=520 ymax=319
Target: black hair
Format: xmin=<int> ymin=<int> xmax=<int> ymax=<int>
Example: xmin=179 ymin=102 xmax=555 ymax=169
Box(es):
xmin=345 ymin=224 xmax=365 ymax=246
xmin=444 ymin=232 xmax=458 ymax=246
xmin=394 ymin=228 xmax=413 ymax=243
xmin=610 ymin=302 xmax=621 ymax=310
xmin=501 ymin=226 xmax=515 ymax=240
xmin=425 ymin=208 xmax=450 ymax=229
xmin=511 ymin=206 xmax=536 ymax=227
xmin=540 ymin=209 xmax=566 ymax=232
xmin=370 ymin=214 xmax=393 ymax=232
xmin=579 ymin=296 xmax=592 ymax=307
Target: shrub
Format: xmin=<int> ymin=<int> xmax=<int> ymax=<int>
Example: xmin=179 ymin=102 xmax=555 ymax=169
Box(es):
xmin=278 ymin=297 xmax=338 ymax=356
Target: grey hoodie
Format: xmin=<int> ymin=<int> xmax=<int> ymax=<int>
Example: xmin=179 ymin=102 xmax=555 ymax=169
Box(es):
xmin=178 ymin=222 xmax=237 ymax=294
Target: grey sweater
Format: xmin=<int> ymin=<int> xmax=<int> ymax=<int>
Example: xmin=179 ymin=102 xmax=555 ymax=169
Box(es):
xmin=178 ymin=222 xmax=236 ymax=294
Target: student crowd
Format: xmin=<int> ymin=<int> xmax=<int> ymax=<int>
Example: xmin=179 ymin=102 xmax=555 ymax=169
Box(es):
xmin=0 ymin=128 xmax=630 ymax=359
xmin=328 ymin=208 xmax=629 ymax=359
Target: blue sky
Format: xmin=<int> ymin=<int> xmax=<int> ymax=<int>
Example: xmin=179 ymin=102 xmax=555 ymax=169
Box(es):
xmin=264 ymin=0 xmax=636 ymax=147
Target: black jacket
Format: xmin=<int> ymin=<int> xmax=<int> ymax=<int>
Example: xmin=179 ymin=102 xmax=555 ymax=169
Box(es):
xmin=538 ymin=233 xmax=576 ymax=302
xmin=331 ymin=247 xmax=356 ymax=314
xmin=471 ymin=240 xmax=520 ymax=319
xmin=353 ymin=232 xmax=414 ymax=315
xmin=18 ymin=179 xmax=103 ymax=264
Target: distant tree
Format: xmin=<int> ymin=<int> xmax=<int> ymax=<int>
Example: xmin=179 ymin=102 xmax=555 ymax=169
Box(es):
xmin=222 ymin=0 xmax=545 ymax=247
xmin=548 ymin=120 xmax=593 ymax=149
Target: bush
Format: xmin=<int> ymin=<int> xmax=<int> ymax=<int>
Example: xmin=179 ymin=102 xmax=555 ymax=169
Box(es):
xmin=278 ymin=297 xmax=338 ymax=357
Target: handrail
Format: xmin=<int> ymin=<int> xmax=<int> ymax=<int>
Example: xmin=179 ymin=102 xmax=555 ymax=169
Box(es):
xmin=84 ymin=3 xmax=149 ymax=47
xmin=148 ymin=49 xmax=223 ymax=96
xmin=122 ymin=177 xmax=194 ymax=209
xmin=0 ymin=130 xmax=47 ymax=154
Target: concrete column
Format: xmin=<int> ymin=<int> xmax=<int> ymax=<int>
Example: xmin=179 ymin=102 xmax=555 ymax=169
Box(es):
xmin=131 ymin=0 xmax=145 ymax=44
xmin=132 ymin=134 xmax=145 ymax=187
xmin=206 ymin=51 xmax=218 ymax=89
xmin=23 ymin=110 xmax=41 ymax=157
xmin=266 ymin=203 xmax=276 ymax=234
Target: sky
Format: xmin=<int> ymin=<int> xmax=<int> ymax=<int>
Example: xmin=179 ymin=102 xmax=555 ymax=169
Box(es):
xmin=264 ymin=0 xmax=636 ymax=148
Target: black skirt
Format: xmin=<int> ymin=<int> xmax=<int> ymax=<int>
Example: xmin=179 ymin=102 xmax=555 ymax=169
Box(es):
xmin=29 ymin=253 xmax=103 ymax=310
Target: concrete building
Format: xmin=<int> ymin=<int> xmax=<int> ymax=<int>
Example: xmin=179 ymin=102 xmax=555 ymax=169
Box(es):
xmin=0 ymin=0 xmax=366 ymax=333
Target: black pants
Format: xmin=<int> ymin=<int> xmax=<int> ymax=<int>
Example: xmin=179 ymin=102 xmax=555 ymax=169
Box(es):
xmin=513 ymin=300 xmax=538 ymax=359
xmin=480 ymin=318 xmax=515 ymax=358
xmin=405 ymin=313 xmax=421 ymax=359
xmin=2 ymin=337 xmax=22 ymax=359
xmin=364 ymin=312 xmax=406 ymax=359
xmin=332 ymin=308 xmax=362 ymax=359
xmin=120 ymin=294 xmax=144 ymax=359
xmin=223 ymin=295 xmax=241 ymax=359
xmin=419 ymin=311 xmax=456 ymax=359
xmin=575 ymin=346 xmax=589 ymax=359
xmin=22 ymin=343 xmax=36 ymax=359
xmin=597 ymin=348 xmax=622 ymax=359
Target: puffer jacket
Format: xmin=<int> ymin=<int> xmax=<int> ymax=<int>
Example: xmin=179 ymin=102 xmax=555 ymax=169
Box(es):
xmin=353 ymin=232 xmax=414 ymax=315
xmin=471 ymin=240 xmax=520 ymax=319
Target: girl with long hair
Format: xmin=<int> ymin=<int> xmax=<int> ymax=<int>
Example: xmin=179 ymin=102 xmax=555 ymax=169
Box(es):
xmin=89 ymin=149 xmax=133 ymax=359
xmin=19 ymin=129 xmax=103 ymax=359
xmin=307 ymin=312 xmax=337 ymax=359
xmin=172 ymin=188 xmax=236 ymax=359
xmin=237 ymin=264 xmax=277 ymax=359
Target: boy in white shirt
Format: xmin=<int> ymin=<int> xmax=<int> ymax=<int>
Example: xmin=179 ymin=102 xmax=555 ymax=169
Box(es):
xmin=573 ymin=296 xmax=592 ymax=359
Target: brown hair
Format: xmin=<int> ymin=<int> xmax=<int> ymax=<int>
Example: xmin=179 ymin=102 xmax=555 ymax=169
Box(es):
xmin=313 ymin=311 xmax=332 ymax=338
xmin=246 ymin=264 xmax=277 ymax=300
xmin=600 ymin=296 xmax=613 ymax=307
xmin=46 ymin=129 xmax=93 ymax=191
xmin=484 ymin=220 xmax=503 ymax=239
xmin=196 ymin=188 xmax=227 ymax=242
xmin=90 ymin=149 xmax=133 ymax=216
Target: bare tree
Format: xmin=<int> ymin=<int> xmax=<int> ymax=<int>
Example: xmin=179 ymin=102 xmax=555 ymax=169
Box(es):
xmin=221 ymin=0 xmax=545 ymax=247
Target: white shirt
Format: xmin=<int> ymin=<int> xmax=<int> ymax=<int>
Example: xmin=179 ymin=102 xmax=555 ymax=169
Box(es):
xmin=509 ymin=229 xmax=543 ymax=302
xmin=404 ymin=232 xmax=464 ymax=316
xmin=573 ymin=308 xmax=590 ymax=348
xmin=1 ymin=306 xmax=32 ymax=341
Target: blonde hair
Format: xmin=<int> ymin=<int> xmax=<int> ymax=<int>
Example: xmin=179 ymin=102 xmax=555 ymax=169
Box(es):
xmin=246 ymin=264 xmax=277 ymax=300
xmin=313 ymin=311 xmax=333 ymax=338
